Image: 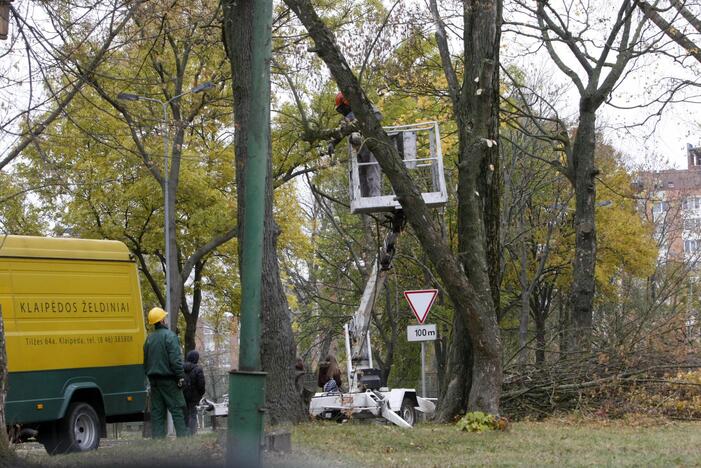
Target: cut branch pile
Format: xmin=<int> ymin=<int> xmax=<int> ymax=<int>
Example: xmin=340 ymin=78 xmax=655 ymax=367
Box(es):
xmin=501 ymin=350 xmax=701 ymax=420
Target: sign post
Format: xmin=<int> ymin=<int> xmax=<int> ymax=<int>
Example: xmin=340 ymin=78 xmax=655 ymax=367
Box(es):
xmin=404 ymin=290 xmax=438 ymax=398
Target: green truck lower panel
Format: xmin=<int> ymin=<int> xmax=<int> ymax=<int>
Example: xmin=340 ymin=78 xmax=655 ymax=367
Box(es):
xmin=5 ymin=364 xmax=147 ymax=425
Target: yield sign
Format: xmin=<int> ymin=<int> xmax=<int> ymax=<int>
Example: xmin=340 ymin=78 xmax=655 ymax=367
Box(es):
xmin=404 ymin=289 xmax=438 ymax=324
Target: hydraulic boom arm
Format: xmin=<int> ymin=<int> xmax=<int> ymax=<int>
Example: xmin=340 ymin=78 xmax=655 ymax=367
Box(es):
xmin=346 ymin=211 xmax=405 ymax=392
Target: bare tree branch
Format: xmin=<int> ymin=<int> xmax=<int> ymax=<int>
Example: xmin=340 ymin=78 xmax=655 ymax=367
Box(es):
xmin=0 ymin=2 xmax=142 ymax=172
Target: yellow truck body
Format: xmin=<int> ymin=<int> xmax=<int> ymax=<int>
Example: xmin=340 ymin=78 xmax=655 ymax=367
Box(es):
xmin=0 ymin=235 xmax=147 ymax=452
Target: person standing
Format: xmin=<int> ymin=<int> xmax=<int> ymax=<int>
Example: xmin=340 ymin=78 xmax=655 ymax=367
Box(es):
xmin=183 ymin=350 xmax=206 ymax=435
xmin=143 ymin=307 xmax=188 ymax=438
xmin=317 ymin=355 xmax=343 ymax=393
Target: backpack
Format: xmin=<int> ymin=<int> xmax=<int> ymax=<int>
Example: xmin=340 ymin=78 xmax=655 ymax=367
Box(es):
xmin=183 ymin=367 xmax=197 ymax=402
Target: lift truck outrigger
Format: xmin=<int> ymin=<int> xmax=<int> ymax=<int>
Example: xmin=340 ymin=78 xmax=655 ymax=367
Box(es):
xmin=308 ymin=122 xmax=448 ymax=427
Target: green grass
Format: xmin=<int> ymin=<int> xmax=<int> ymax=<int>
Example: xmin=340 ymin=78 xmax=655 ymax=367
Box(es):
xmin=14 ymin=419 xmax=701 ymax=467
xmin=16 ymin=434 xmax=222 ymax=467
xmin=270 ymin=420 xmax=701 ymax=467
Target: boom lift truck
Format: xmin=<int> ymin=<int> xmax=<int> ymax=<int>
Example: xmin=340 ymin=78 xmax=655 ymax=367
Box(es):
xmin=308 ymin=122 xmax=448 ymax=428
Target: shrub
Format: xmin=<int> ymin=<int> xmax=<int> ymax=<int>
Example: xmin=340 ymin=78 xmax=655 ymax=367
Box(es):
xmin=456 ymin=412 xmax=497 ymax=432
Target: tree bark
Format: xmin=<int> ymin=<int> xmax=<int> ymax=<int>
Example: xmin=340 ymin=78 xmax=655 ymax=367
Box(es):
xmin=223 ymin=0 xmax=305 ymax=424
xmin=638 ymin=0 xmax=701 ymax=64
xmin=569 ymin=108 xmax=597 ymax=351
xmin=442 ymin=0 xmax=504 ymax=416
xmin=435 ymin=311 xmax=473 ymax=421
xmin=532 ymin=282 xmax=553 ymax=365
xmin=558 ymin=294 xmax=569 ymax=354
xmin=183 ymin=261 xmax=204 ymax=354
xmin=518 ymin=210 xmax=529 ymax=366
xmin=534 ymin=314 xmax=546 ymax=365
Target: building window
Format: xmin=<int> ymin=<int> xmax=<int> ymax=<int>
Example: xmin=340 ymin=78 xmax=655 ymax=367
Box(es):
xmin=667 ymin=181 xmax=675 ymax=188
xmin=684 ymin=197 xmax=701 ymax=210
xmin=692 ymin=147 xmax=701 ymax=166
xmin=685 ymin=239 xmax=701 ymax=253
xmin=684 ymin=218 xmax=701 ymax=231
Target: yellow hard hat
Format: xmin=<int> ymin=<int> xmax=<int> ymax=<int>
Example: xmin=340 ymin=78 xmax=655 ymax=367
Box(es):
xmin=148 ymin=307 xmax=168 ymax=325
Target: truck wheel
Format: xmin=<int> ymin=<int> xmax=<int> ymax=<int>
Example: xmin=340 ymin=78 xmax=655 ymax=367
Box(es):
xmin=39 ymin=423 xmax=61 ymax=455
xmin=43 ymin=402 xmax=101 ymax=454
xmin=399 ymin=397 xmax=416 ymax=426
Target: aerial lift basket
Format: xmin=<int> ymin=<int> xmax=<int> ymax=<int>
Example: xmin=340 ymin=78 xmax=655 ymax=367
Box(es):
xmin=348 ymin=121 xmax=448 ymax=214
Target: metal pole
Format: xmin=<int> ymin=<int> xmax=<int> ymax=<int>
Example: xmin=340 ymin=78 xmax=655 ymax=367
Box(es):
xmin=420 ymin=341 xmax=426 ymax=398
xmin=162 ymin=103 xmax=176 ymax=437
xmin=226 ymin=0 xmax=271 ymax=465
xmin=162 ymin=103 xmax=173 ymax=329
xmin=117 ymin=87 xmax=212 ymax=331
xmin=344 ymin=324 xmax=353 ymax=391
xmin=366 ymin=330 xmax=373 ymax=368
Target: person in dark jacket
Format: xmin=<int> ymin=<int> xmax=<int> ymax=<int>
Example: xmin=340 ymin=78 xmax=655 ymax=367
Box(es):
xmin=143 ymin=307 xmax=188 ymax=438
xmin=317 ymin=355 xmax=342 ymax=393
xmin=183 ymin=350 xmax=206 ymax=434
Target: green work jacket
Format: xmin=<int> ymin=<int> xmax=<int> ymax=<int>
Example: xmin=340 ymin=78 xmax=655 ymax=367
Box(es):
xmin=143 ymin=324 xmax=185 ymax=380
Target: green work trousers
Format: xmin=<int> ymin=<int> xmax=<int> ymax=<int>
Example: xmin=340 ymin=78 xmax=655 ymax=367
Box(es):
xmin=149 ymin=378 xmax=188 ymax=438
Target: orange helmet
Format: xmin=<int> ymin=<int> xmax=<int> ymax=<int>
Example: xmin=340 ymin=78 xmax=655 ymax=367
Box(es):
xmin=334 ymin=91 xmax=349 ymax=108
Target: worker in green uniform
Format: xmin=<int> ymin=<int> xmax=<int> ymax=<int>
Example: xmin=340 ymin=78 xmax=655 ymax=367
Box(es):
xmin=143 ymin=307 xmax=188 ymax=438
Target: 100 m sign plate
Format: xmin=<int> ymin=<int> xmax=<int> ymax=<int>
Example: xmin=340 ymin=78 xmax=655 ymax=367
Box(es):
xmin=407 ymin=324 xmax=437 ymax=342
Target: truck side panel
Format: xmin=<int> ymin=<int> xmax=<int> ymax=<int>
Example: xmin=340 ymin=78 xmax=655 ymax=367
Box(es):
xmin=3 ymin=259 xmax=144 ymax=373
xmin=5 ymin=365 xmax=146 ymax=424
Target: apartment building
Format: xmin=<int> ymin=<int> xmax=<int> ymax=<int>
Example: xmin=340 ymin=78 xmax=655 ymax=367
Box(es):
xmin=636 ymin=144 xmax=701 ymax=261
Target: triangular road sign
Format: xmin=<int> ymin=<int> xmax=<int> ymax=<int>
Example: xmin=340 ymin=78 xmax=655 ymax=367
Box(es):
xmin=404 ymin=289 xmax=438 ymax=324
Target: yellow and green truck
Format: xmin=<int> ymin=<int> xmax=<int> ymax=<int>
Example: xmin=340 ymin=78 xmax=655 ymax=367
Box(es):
xmin=0 ymin=235 xmax=147 ymax=454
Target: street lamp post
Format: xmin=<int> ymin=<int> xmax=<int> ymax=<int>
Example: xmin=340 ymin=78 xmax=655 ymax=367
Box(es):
xmin=118 ymin=82 xmax=214 ymax=329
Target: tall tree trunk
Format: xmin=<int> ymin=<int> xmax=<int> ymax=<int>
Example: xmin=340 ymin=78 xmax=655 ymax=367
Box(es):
xmin=519 ymin=290 xmax=530 ymax=366
xmin=558 ymin=294 xmax=569 ymax=354
xmin=456 ymin=168 xmax=500 ymax=413
xmin=223 ymin=0 xmax=305 ymax=424
xmin=534 ymin=313 xmax=546 ymax=365
xmin=517 ymin=210 xmax=529 ymax=366
xmin=535 ymin=0 xmax=640 ymax=353
xmin=569 ymin=108 xmax=597 ymax=351
xmin=442 ymin=0 xmax=503 ymax=417
xmin=260 ymin=212 xmax=306 ymax=423
xmin=183 ymin=312 xmax=197 ymax=355
xmin=533 ymin=282 xmax=553 ymax=365
xmin=183 ymin=262 xmax=204 ymax=354
xmin=435 ymin=311 xmax=473 ymax=421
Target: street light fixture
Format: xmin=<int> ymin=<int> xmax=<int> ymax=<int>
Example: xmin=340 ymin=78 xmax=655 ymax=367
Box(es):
xmin=118 ymin=82 xmax=214 ymax=330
